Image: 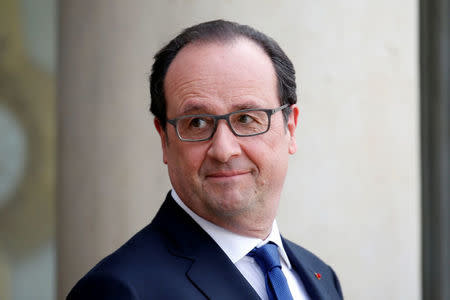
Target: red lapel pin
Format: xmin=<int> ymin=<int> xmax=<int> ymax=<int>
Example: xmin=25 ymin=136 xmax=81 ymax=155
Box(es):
xmin=314 ymin=272 xmax=322 ymax=280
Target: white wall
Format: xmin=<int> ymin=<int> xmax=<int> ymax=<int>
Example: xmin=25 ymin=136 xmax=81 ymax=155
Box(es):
xmin=59 ymin=1 xmax=420 ymax=299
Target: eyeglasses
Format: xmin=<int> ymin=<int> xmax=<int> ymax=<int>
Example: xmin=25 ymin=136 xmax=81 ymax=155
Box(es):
xmin=167 ymin=104 xmax=289 ymax=142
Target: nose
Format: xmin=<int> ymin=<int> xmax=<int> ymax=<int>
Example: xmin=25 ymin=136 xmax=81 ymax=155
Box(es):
xmin=206 ymin=120 xmax=242 ymax=163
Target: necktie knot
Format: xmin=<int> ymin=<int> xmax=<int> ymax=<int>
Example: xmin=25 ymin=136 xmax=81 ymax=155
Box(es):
xmin=249 ymin=242 xmax=281 ymax=273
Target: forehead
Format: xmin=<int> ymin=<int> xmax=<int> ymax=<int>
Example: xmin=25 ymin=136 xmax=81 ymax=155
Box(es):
xmin=164 ymin=39 xmax=279 ymax=115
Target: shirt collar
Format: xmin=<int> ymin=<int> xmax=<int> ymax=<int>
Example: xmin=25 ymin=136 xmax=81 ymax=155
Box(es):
xmin=171 ymin=189 xmax=292 ymax=268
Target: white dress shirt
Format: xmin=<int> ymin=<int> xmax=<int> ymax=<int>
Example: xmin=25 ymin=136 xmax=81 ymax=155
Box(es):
xmin=171 ymin=189 xmax=310 ymax=300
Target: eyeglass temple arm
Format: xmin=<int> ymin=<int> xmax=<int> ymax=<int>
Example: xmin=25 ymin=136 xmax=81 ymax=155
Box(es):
xmin=271 ymin=104 xmax=289 ymax=113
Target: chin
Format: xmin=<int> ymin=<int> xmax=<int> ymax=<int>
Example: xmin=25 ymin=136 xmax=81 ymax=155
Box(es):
xmin=204 ymin=188 xmax=256 ymax=217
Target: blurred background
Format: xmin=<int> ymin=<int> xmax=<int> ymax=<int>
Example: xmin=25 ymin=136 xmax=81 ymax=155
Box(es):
xmin=0 ymin=0 xmax=448 ymax=299
xmin=1 ymin=0 xmax=56 ymax=299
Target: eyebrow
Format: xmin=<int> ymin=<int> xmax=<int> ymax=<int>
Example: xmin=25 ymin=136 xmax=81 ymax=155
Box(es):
xmin=179 ymin=100 xmax=262 ymax=115
xmin=179 ymin=103 xmax=210 ymax=115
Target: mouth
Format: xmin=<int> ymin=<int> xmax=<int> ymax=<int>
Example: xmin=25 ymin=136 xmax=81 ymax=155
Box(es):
xmin=205 ymin=170 xmax=251 ymax=179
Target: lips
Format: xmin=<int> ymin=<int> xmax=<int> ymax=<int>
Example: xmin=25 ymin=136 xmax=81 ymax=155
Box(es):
xmin=205 ymin=170 xmax=251 ymax=178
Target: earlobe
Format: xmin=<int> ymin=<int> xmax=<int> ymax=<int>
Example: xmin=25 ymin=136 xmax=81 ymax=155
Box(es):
xmin=287 ymin=105 xmax=299 ymax=155
xmin=154 ymin=118 xmax=168 ymax=164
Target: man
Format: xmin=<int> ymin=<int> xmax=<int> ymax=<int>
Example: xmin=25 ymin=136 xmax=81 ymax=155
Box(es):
xmin=67 ymin=20 xmax=343 ymax=300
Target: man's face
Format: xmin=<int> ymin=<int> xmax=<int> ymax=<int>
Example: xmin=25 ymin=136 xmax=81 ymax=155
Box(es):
xmin=155 ymin=39 xmax=298 ymax=237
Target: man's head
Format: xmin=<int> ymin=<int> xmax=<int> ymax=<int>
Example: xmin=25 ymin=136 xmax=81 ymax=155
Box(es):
xmin=150 ymin=20 xmax=299 ymax=238
xmin=150 ymin=19 xmax=297 ymax=129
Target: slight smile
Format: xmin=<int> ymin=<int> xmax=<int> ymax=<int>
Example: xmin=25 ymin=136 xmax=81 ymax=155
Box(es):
xmin=205 ymin=170 xmax=251 ymax=179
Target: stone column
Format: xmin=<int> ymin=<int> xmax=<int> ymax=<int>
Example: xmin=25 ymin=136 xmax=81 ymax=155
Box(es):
xmin=57 ymin=1 xmax=171 ymax=298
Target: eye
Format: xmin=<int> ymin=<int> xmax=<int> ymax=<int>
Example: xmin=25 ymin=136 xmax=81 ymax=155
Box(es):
xmin=189 ymin=117 xmax=208 ymax=128
xmin=237 ymin=114 xmax=255 ymax=124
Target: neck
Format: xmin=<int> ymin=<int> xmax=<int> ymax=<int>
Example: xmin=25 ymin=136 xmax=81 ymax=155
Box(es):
xmin=171 ymin=190 xmax=276 ymax=239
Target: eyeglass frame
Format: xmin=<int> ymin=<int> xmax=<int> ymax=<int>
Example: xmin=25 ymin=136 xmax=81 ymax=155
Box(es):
xmin=166 ymin=104 xmax=290 ymax=142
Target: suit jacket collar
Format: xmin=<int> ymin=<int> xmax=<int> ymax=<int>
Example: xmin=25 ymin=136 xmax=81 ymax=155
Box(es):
xmin=151 ymin=192 xmax=260 ymax=300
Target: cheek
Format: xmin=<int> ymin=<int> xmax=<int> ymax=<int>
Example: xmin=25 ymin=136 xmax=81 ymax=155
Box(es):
xmin=167 ymin=142 xmax=206 ymax=175
xmin=244 ymin=132 xmax=290 ymax=174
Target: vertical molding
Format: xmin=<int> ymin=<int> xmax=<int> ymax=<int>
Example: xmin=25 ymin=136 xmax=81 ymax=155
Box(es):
xmin=420 ymin=0 xmax=450 ymax=299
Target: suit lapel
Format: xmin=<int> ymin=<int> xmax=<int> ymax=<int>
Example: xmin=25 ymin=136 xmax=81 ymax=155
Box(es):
xmin=151 ymin=193 xmax=260 ymax=300
xmin=186 ymin=243 xmax=260 ymax=300
xmin=283 ymin=238 xmax=331 ymax=300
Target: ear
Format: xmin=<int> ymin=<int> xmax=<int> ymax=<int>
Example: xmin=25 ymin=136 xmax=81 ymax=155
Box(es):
xmin=287 ymin=105 xmax=299 ymax=155
xmin=154 ymin=118 xmax=168 ymax=164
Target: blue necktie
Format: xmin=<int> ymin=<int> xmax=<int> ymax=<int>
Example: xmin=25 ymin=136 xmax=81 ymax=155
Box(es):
xmin=249 ymin=243 xmax=294 ymax=300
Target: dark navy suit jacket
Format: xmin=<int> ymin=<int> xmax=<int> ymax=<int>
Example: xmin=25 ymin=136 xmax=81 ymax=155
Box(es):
xmin=67 ymin=193 xmax=343 ymax=299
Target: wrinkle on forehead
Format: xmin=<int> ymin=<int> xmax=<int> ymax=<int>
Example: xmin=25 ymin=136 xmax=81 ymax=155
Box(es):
xmin=166 ymin=76 xmax=213 ymax=103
